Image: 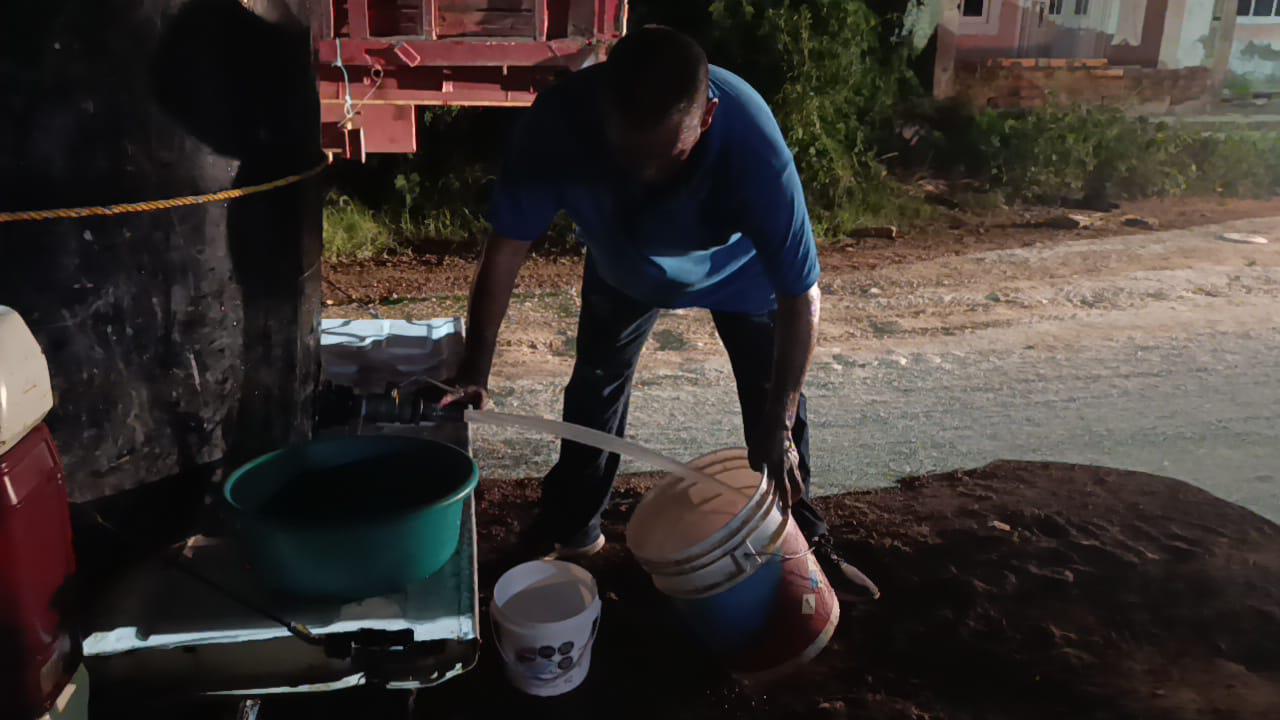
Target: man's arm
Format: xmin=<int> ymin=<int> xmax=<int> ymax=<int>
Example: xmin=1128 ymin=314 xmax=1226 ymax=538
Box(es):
xmin=749 ymin=284 xmax=820 ymax=507
xmin=739 ymin=160 xmax=822 ymax=505
xmin=441 ymin=235 xmax=532 ymax=407
xmin=765 ymin=284 xmax=821 ymax=430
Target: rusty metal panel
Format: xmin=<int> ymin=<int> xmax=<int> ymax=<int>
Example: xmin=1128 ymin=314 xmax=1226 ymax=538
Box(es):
xmin=317 ymin=36 xmax=598 ymax=66
xmin=436 ymin=10 xmax=535 ymax=37
xmin=313 ymin=0 xmax=622 ymax=158
xmin=357 ymin=105 xmax=419 ymax=157
xmin=348 ymin=0 xmax=371 ymax=37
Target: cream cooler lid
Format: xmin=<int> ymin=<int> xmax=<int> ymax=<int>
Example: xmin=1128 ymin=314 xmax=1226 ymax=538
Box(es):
xmin=0 ymin=306 xmax=53 ymax=453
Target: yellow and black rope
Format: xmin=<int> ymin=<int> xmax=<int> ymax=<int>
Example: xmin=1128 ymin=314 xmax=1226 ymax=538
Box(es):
xmin=0 ymin=161 xmax=326 ymax=224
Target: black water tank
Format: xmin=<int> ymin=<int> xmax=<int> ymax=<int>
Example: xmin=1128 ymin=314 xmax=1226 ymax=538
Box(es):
xmin=0 ymin=0 xmax=324 ymax=501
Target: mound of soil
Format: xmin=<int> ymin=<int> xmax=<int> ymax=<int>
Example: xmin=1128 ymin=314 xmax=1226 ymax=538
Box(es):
xmin=427 ymin=460 xmax=1280 ymax=719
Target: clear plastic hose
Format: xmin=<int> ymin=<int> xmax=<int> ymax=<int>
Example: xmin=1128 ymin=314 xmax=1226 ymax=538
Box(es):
xmin=464 ymin=409 xmax=733 ymax=490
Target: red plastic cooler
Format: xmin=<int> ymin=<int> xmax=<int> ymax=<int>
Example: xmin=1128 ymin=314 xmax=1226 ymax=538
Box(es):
xmin=1 ymin=306 xmax=79 ymax=718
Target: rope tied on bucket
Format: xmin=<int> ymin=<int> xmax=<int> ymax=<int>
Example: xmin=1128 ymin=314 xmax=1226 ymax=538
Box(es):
xmin=0 ymin=161 xmax=326 ymax=224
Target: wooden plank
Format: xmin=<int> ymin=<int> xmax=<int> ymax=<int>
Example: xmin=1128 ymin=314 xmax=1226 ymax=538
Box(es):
xmin=367 ymin=0 xmax=424 ymax=37
xmin=436 ymin=9 xmax=535 ymax=37
xmin=544 ymin=0 xmax=570 ymax=39
xmin=424 ymin=0 xmax=437 ymax=39
xmin=358 ymin=104 xmax=418 ymax=157
xmin=348 ymin=0 xmax=371 ymax=39
xmin=316 ymin=36 xmax=596 ymax=67
xmin=567 ymin=0 xmax=594 ymax=37
xmin=317 ymin=0 xmax=336 ymax=39
xmin=438 ymin=0 xmax=532 ymax=10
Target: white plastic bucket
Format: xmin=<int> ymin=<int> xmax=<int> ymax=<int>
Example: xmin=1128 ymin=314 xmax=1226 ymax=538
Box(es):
xmin=626 ymin=448 xmax=788 ymax=599
xmin=490 ymin=560 xmax=601 ymax=697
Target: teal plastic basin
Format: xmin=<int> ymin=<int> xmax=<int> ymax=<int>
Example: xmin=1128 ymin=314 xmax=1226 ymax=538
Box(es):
xmin=223 ymin=435 xmax=479 ymax=600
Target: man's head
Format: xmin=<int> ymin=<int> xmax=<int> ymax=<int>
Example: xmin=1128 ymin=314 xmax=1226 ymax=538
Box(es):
xmin=603 ymin=26 xmax=718 ymax=184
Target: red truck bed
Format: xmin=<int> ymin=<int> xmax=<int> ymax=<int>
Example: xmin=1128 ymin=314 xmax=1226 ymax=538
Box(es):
xmin=314 ymin=0 xmax=626 ymax=159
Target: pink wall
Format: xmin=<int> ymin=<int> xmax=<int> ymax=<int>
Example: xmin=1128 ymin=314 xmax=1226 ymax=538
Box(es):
xmin=955 ymin=0 xmax=1026 ymax=60
xmin=1235 ymin=22 xmax=1280 ymax=47
xmin=1232 ymin=21 xmax=1280 ymax=81
xmin=1106 ymin=0 xmax=1168 ymax=66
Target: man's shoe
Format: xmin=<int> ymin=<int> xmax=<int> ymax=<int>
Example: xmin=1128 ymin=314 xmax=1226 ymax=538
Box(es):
xmin=521 ymin=516 xmax=606 ymax=562
xmin=546 ymin=532 xmax=607 ymax=561
xmin=811 ymin=535 xmax=881 ymax=600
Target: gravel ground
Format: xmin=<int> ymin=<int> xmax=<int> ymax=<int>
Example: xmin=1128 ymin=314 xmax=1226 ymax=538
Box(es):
xmin=471 ymin=326 xmax=1280 ymax=523
xmin=465 ymin=218 xmax=1280 ymax=523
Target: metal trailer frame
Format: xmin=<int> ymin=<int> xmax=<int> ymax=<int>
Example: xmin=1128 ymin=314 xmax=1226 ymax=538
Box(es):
xmin=314 ymin=0 xmax=626 ymax=159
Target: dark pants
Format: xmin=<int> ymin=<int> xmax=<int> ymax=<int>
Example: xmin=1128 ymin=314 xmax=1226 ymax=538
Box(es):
xmin=539 ymin=261 xmax=828 ymax=546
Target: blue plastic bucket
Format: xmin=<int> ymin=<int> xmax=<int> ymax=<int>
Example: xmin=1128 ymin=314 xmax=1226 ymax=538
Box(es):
xmin=626 ymin=448 xmax=839 ymax=673
xmin=669 ymin=551 xmax=786 ymax=654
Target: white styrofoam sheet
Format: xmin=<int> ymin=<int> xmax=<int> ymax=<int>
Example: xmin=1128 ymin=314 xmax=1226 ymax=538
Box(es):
xmin=83 ymin=501 xmax=477 ymax=653
xmin=320 ymin=318 xmax=464 ymax=393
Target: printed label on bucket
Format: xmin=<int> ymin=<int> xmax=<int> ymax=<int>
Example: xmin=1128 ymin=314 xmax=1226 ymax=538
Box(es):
xmin=505 ymin=622 xmax=591 ymax=681
xmin=491 ymin=560 xmax=602 ymax=697
xmin=495 ymin=615 xmax=598 ymax=695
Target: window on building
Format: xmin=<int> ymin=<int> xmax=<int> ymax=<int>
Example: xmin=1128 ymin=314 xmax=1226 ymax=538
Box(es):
xmin=1239 ymin=0 xmax=1280 ymax=15
xmin=1075 ymin=0 xmax=1091 ymax=14
xmin=962 ymin=0 xmax=986 ymax=17
xmin=1049 ymin=0 xmax=1065 ymax=15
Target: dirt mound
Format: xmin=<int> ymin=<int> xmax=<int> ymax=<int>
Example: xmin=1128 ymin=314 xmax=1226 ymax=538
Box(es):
xmin=829 ymin=461 xmax=1280 ymax=720
xmin=428 ymin=460 xmax=1280 ymax=719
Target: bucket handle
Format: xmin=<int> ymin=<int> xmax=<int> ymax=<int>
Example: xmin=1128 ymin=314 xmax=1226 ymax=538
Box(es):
xmin=489 ymin=607 xmax=600 ymax=684
xmin=745 ymin=545 xmax=815 ymax=561
xmin=743 ymin=516 xmax=814 ymax=562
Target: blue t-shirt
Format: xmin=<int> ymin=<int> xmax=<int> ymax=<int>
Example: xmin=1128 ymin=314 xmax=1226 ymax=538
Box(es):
xmin=488 ymin=65 xmax=819 ymax=314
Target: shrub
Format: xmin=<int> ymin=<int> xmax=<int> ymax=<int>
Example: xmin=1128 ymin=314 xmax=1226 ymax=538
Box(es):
xmin=705 ymin=0 xmax=926 ymax=233
xmin=322 ymin=195 xmax=395 ymax=262
xmin=966 ymin=106 xmax=1279 ymax=203
xmin=1186 ymin=132 xmax=1280 ymax=197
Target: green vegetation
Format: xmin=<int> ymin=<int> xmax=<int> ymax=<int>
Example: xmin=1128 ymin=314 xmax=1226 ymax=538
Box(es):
xmin=322 ymin=197 xmax=393 ymax=262
xmin=1224 ymin=72 xmax=1256 ymax=101
xmin=698 ymin=0 xmax=927 ymax=234
xmin=323 ymin=108 xmax=503 ymax=262
xmin=949 ymin=106 xmax=1280 ymax=203
xmin=323 ymin=0 xmax=1280 ymax=263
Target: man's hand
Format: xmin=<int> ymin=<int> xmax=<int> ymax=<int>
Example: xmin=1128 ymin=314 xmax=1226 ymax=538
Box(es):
xmin=438 ymin=381 xmax=491 ymax=410
xmin=438 ymin=356 xmax=495 ymax=410
xmin=748 ymin=423 xmax=804 ymax=510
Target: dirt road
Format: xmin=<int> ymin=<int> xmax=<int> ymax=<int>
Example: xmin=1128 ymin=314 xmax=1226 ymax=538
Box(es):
xmin=327 ymin=210 xmax=1280 ymax=522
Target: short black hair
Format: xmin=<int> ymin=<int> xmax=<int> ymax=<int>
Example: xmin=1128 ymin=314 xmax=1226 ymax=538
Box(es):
xmin=604 ymin=25 xmax=710 ymax=131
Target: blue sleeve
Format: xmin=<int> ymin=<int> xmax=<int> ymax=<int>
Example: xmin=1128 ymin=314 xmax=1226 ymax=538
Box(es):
xmin=488 ymin=102 xmax=561 ymax=243
xmin=742 ymin=164 xmax=821 ymax=298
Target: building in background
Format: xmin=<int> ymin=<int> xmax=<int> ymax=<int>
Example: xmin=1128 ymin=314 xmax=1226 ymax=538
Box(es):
xmin=1231 ymin=0 xmax=1280 ymax=92
xmin=932 ymin=0 xmax=1280 ymax=112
